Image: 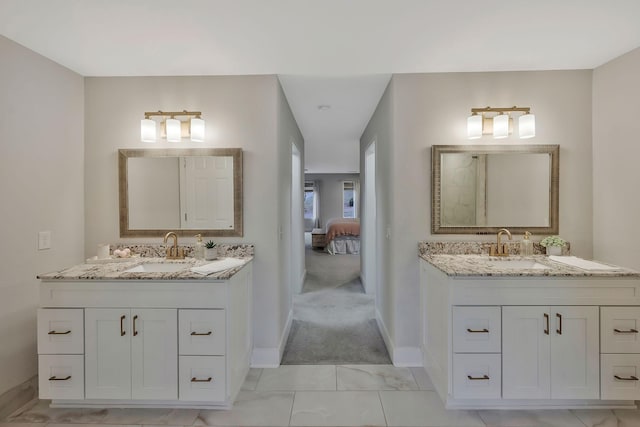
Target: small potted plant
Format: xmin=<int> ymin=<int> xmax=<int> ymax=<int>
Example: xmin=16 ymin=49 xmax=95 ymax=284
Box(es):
xmin=540 ymin=235 xmax=566 ymax=256
xmin=204 ymin=240 xmax=218 ymax=260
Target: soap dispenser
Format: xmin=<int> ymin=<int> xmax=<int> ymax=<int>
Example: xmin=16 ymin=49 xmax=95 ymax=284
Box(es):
xmin=194 ymin=234 xmax=205 ymax=260
xmin=520 ymin=231 xmax=533 ymax=256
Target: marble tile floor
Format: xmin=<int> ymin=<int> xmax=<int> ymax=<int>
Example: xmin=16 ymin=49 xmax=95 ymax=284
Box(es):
xmin=4 ymin=365 xmax=640 ymax=427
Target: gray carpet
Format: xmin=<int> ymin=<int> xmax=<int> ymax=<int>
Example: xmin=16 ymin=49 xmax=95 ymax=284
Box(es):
xmin=281 ymin=239 xmax=391 ymax=364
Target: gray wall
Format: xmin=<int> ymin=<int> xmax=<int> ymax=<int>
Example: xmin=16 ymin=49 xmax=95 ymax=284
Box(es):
xmin=361 ymin=70 xmax=594 ymax=364
xmin=304 ymin=173 xmax=360 ymax=230
xmin=593 ymin=47 xmax=640 ymax=271
xmin=84 ymin=75 xmax=302 ymax=365
xmin=0 ymin=35 xmax=85 ymax=395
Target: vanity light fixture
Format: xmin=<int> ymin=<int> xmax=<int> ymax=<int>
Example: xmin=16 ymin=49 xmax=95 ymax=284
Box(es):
xmin=140 ymin=110 xmax=205 ymax=143
xmin=467 ymin=106 xmax=535 ymax=140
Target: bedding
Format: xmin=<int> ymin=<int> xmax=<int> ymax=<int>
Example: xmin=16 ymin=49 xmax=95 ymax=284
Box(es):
xmin=325 ymin=218 xmax=360 ymax=254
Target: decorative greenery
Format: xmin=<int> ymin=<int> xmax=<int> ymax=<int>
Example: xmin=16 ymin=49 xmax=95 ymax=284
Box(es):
xmin=205 ymin=240 xmax=217 ymax=249
xmin=540 ymin=235 xmax=566 ymax=247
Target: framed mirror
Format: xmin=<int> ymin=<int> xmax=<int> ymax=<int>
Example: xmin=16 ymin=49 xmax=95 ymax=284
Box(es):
xmin=118 ymin=148 xmax=243 ymax=237
xmin=432 ymin=144 xmax=559 ymax=234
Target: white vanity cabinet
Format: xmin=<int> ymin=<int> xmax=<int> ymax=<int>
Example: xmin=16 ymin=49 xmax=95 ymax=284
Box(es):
xmin=502 ymin=306 xmax=599 ymax=400
xmin=37 ymin=261 xmax=252 ymax=409
xmin=85 ymin=308 xmax=177 ymax=400
xmin=420 ymin=258 xmax=640 ymax=410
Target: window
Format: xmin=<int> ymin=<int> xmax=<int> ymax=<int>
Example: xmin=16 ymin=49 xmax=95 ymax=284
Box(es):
xmin=304 ymin=181 xmax=315 ymax=220
xmin=343 ymin=180 xmax=356 ymax=218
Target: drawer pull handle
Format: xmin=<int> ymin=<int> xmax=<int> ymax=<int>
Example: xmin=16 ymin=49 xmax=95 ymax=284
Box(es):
xmin=467 ymin=375 xmax=490 ymax=381
xmin=133 ymin=315 xmax=139 ymax=336
xmin=544 ymin=313 xmax=549 ymax=335
xmin=120 ymin=315 xmax=126 ymax=336
xmin=191 ymin=331 xmax=213 ymax=336
xmin=191 ymin=377 xmax=213 ymax=382
xmin=556 ymin=313 xmax=562 ymax=335
xmin=48 ymin=330 xmax=71 ymax=335
xmin=614 ymin=375 xmax=639 ymax=381
xmin=466 ymin=328 xmax=489 ymax=333
xmin=614 ymin=328 xmax=639 ymax=334
xmin=49 ymin=375 xmax=71 ymax=381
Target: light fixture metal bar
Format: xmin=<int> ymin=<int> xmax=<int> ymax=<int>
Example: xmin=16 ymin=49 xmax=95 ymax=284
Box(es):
xmin=470 ymin=106 xmax=530 ymax=114
xmin=144 ymin=110 xmax=202 ymax=118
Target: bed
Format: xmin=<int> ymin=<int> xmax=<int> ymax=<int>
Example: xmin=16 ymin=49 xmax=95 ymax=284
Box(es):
xmin=325 ymin=218 xmax=360 ymax=255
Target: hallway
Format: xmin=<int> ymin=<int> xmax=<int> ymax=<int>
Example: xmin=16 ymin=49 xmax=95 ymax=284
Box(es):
xmin=281 ymin=236 xmax=390 ymax=364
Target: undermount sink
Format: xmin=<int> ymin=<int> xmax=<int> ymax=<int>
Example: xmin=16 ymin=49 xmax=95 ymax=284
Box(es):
xmin=123 ymin=262 xmax=190 ymax=273
xmin=485 ymin=259 xmax=550 ymax=270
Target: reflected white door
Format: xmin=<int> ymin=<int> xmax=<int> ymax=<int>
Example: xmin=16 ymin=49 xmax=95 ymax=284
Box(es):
xmin=181 ymin=156 xmax=234 ymax=229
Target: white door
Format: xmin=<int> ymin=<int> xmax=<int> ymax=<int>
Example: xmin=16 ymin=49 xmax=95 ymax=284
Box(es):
xmin=131 ymin=309 xmax=178 ymax=400
xmin=363 ymin=142 xmax=376 ymax=295
xmin=181 ymin=156 xmax=234 ymax=229
xmin=503 ymin=306 xmax=551 ymax=399
xmin=550 ymin=306 xmax=599 ymax=399
xmin=85 ymin=309 xmax=131 ymax=399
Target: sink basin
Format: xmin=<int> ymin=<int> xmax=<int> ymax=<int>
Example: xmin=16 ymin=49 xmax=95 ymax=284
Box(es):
xmin=485 ymin=260 xmax=550 ymax=270
xmin=123 ymin=263 xmax=190 ymax=273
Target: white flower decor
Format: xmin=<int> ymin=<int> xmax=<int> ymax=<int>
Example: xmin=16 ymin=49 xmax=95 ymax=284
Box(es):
xmin=540 ymin=235 xmax=566 ymax=248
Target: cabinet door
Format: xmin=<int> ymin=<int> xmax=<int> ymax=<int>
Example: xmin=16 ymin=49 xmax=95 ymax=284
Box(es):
xmin=131 ymin=309 xmax=178 ymax=400
xmin=503 ymin=306 xmax=551 ymax=399
xmin=550 ymin=306 xmax=599 ymax=399
xmin=85 ymin=309 xmax=131 ymax=399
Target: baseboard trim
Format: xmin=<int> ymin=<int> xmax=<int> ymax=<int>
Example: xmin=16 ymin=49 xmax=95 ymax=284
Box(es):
xmin=0 ymin=375 xmax=38 ymax=420
xmin=250 ymin=309 xmax=293 ymax=368
xmin=375 ymin=309 xmax=422 ymax=367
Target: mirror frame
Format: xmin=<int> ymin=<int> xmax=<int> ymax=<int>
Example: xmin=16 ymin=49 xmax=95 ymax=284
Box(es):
xmin=431 ymin=144 xmax=559 ymax=235
xmin=118 ymin=148 xmax=243 ymax=237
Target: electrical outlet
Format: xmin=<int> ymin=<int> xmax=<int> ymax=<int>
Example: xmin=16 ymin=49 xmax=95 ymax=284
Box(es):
xmin=38 ymin=231 xmax=51 ymax=250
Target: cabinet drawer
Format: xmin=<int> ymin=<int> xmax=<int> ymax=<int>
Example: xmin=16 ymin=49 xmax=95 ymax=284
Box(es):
xmin=601 ymin=307 xmax=640 ymax=353
xmin=38 ymin=355 xmax=84 ymax=400
xmin=601 ymin=354 xmax=640 ymax=400
xmin=453 ymin=353 xmax=501 ymax=399
xmin=179 ymin=310 xmax=226 ymax=355
xmin=37 ymin=308 xmax=84 ymax=354
xmin=179 ymin=356 xmax=226 ymax=402
xmin=453 ymin=306 xmax=501 ymax=353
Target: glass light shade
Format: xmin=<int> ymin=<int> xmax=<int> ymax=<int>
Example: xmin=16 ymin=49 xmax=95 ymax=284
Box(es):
xmin=519 ymin=113 xmax=536 ymax=139
xmin=165 ymin=118 xmax=181 ymax=142
xmin=190 ymin=117 xmax=205 ymax=142
xmin=493 ymin=114 xmax=509 ymax=139
xmin=467 ymin=114 xmax=483 ymax=139
xmin=140 ymin=118 xmax=156 ymax=142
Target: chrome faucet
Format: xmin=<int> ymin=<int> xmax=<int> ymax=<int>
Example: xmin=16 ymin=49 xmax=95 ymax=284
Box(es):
xmin=163 ymin=231 xmax=185 ymax=259
xmin=490 ymin=228 xmax=512 ymax=257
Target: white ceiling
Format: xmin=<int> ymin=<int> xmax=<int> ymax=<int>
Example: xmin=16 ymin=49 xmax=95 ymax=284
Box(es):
xmin=2 ymin=0 xmax=640 ymax=172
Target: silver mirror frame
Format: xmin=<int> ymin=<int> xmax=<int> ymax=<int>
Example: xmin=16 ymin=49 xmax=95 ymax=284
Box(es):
xmin=431 ymin=144 xmax=559 ymax=235
xmin=118 ymin=148 xmax=243 ymax=237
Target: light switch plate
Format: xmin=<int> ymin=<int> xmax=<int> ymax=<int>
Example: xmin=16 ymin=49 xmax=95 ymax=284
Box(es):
xmin=38 ymin=231 xmax=51 ymax=250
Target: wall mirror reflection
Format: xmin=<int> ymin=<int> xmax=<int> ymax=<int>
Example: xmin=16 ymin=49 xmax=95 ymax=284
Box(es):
xmin=119 ymin=148 xmax=243 ymax=237
xmin=431 ymin=144 xmax=559 ymax=234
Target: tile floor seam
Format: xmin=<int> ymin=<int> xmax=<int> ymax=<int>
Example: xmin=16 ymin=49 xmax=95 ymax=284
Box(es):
xmin=376 ymin=391 xmax=389 ymax=427
xmin=569 ymin=409 xmax=590 ymax=427
xmin=288 ymin=391 xmax=297 ymax=427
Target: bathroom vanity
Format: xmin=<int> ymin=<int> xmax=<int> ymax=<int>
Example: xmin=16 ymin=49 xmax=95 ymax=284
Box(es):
xmin=37 ymin=256 xmax=252 ymax=409
xmin=419 ymin=253 xmax=640 ymax=410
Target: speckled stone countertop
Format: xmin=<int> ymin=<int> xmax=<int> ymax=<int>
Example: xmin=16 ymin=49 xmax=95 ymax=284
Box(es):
xmin=38 ymin=256 xmax=253 ymax=281
xmin=420 ymin=254 xmax=640 ymax=278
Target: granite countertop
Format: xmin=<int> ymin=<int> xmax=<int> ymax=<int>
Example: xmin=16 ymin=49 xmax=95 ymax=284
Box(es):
xmin=38 ymin=256 xmax=253 ymax=281
xmin=420 ymin=254 xmax=640 ymax=278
